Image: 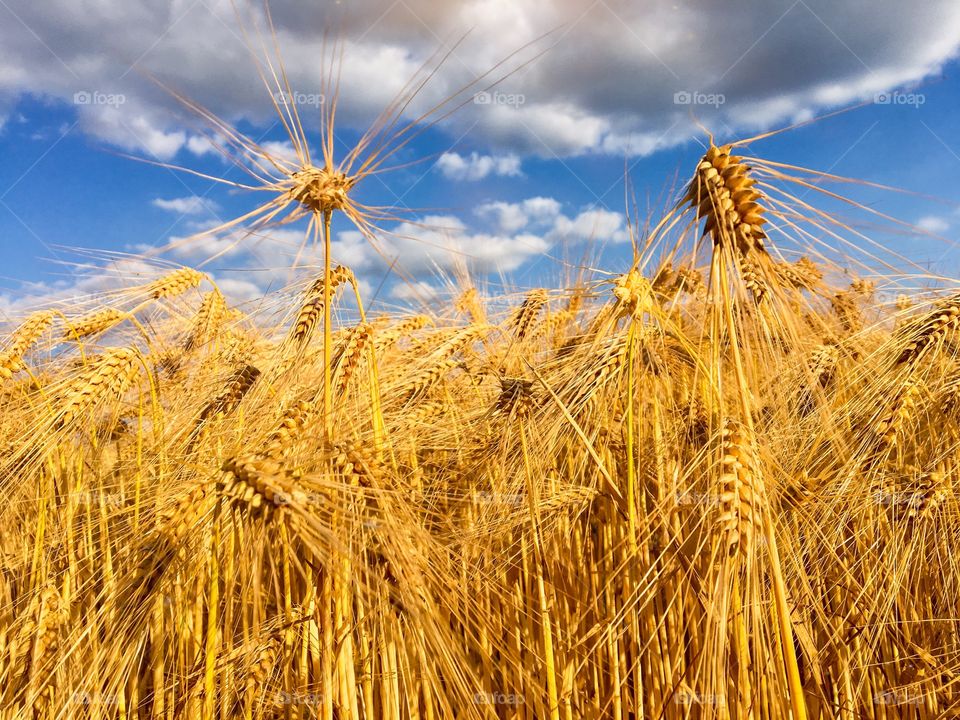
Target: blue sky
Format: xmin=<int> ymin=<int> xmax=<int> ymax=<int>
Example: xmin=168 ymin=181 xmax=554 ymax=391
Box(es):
xmin=1 ymin=0 xmax=959 ymax=315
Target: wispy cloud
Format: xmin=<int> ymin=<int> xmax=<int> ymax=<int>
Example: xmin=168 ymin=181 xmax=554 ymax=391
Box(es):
xmin=152 ymin=196 xmax=219 ymax=216
xmin=917 ymin=215 xmax=950 ymax=234
xmin=435 ymin=152 xmax=522 ymax=181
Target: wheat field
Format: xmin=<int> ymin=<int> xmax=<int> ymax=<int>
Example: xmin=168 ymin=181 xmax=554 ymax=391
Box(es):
xmin=1 ymin=24 xmax=959 ymax=715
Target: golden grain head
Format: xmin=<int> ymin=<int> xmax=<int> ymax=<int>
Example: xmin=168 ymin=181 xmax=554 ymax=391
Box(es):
xmin=290 ymin=166 xmax=356 ymax=214
xmin=687 ymin=144 xmax=768 ymax=255
xmin=149 ymin=267 xmax=205 ymax=299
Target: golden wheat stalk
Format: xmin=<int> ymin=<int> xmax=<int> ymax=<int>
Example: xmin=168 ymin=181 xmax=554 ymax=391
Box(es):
xmin=510 ymin=288 xmax=549 ymax=339
xmin=184 ymin=289 xmax=228 ymax=351
xmin=147 ymin=267 xmax=206 ymax=299
xmin=686 ymin=144 xmax=768 ymax=255
xmin=63 ymin=307 xmax=126 ymax=340
xmin=56 ymin=347 xmax=141 ymax=426
xmin=0 ymin=311 xmax=55 ymax=381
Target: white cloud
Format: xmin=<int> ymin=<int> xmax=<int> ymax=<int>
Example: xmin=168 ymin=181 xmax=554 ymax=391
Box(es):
xmin=186 ymin=135 xmax=217 ymax=156
xmin=476 ymin=197 xmax=561 ymax=233
xmin=333 ymin=214 xmax=548 ymax=276
xmin=391 ymin=281 xmax=440 ymax=302
xmin=260 ymin=139 xmax=301 ymax=165
xmin=213 ymin=277 xmax=263 ymax=302
xmin=152 ymin=196 xmax=218 ymax=216
xmin=435 ymin=151 xmax=522 ymax=181
xmin=550 ymin=208 xmax=630 ymax=244
xmin=0 ymin=1 xmax=957 ymax=159
xmin=325 ymin=199 xmax=626 ymax=283
xmin=918 ymin=215 xmax=950 ymax=234
xmin=79 ymin=107 xmax=187 ymax=160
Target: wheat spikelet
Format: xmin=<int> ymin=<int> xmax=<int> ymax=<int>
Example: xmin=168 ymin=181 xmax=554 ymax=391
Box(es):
xmin=546 ymin=308 xmax=575 ymax=330
xmin=331 ymin=440 xmax=387 ymax=488
xmin=940 ymin=373 xmax=960 ymax=418
xmin=872 ymin=376 xmax=922 ymax=457
xmin=28 ymin=586 xmax=66 ymax=678
xmin=569 ymin=335 xmax=628 ymax=407
xmin=850 ymin=278 xmax=876 ymax=299
xmin=716 ymin=420 xmax=760 ymax=558
xmin=566 ymin=289 xmax=585 ymax=316
xmin=148 ymin=267 xmax=205 ymax=299
xmin=613 ymin=271 xmax=655 ymax=317
xmin=831 ymin=290 xmax=863 ymax=333
xmin=286 ymin=267 xmax=354 ymax=351
xmin=775 ymin=256 xmax=822 ymax=291
xmin=124 ymin=492 xmax=207 ymax=609
xmin=739 ymin=255 xmax=768 ymax=303
xmin=156 ymin=482 xmax=214 ymax=544
xmin=288 ymin=166 xmax=357 ymax=213
xmin=400 ymin=356 xmax=461 ymax=401
xmin=674 ymin=266 xmax=706 ymax=296
xmin=57 ymin=347 xmax=140 ymax=426
xmin=63 ymin=307 xmax=126 ymax=340
xmin=796 ymin=343 xmax=840 ymax=414
xmin=6 ymin=584 xmax=67 ymax=711
xmin=10 ymin=586 xmax=55 ymax=670
xmin=0 ymin=311 xmax=55 ymax=381
xmin=198 ymin=364 xmax=261 ymax=422
xmin=433 ymin=324 xmax=491 ymax=359
xmin=373 ymin=315 xmax=431 ymax=350
xmin=289 ymin=296 xmax=324 ymax=349
xmin=495 ymin=377 xmax=536 ymax=419
xmin=405 ymin=399 xmax=447 ymax=424
xmin=0 ymin=350 xmax=26 ymax=382
xmin=240 ymin=635 xmax=283 ymax=706
xmin=651 ymin=261 xmax=675 ymax=293
xmin=308 ymin=264 xmax=355 ymax=295
xmin=184 ymin=289 xmax=227 ymax=351
xmin=683 ymin=396 xmax=711 ymax=446
xmin=510 ymin=289 xmax=548 ymax=339
xmin=811 ymin=343 xmax=840 ymax=379
xmin=686 ymin=144 xmax=768 ymax=255
xmin=219 ymin=455 xmax=305 ymax=518
xmin=900 ymin=470 xmax=948 ymax=522
xmin=895 ymin=293 xmax=960 ymax=365
xmin=333 ymin=322 xmax=373 ymax=397
xmin=455 ymin=287 xmax=486 ymax=323
xmin=540 ymin=309 xmax=575 ymax=347
xmin=262 ymin=400 xmax=314 ymax=460
xmin=5 ymin=311 xmax=56 ymax=355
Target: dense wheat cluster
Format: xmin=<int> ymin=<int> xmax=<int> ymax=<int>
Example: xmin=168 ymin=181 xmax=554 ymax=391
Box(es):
xmin=2 ymin=140 xmax=959 ymax=720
